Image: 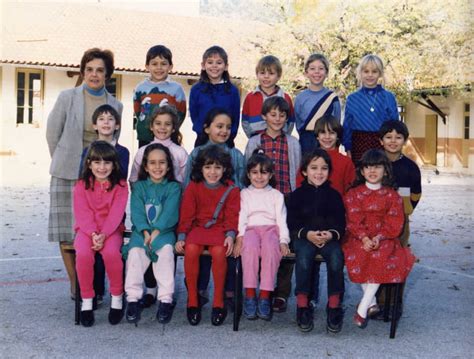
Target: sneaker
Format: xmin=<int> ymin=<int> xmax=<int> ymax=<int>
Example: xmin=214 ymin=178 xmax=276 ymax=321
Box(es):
xmin=140 ymin=294 xmax=157 ymax=308
xmin=96 ymin=294 xmax=104 ymax=306
xmin=211 ymin=307 xmax=227 ymax=326
xmin=108 ymin=307 xmax=124 ymax=325
xmin=326 ymin=306 xmax=344 ymax=333
xmin=243 ymin=297 xmax=257 ymax=320
xmin=157 ymin=302 xmax=174 ymax=324
xmin=372 ymin=305 xmax=403 ymax=321
xmin=353 ymin=312 xmax=368 ymax=329
xmin=296 ymin=307 xmax=313 ymax=332
xmin=80 ymin=310 xmax=95 ymax=327
xmin=126 ymin=301 xmax=141 ymax=324
xmin=272 ymin=297 xmax=287 ymax=313
xmin=257 ymin=298 xmax=272 ymax=321
xmin=309 ymin=299 xmax=318 ymax=312
xmin=225 ymin=296 xmax=235 ymax=313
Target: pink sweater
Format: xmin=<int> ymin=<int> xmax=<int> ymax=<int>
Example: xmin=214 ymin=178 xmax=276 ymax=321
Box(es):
xmin=73 ymin=179 xmax=129 ymax=237
xmin=129 ymin=137 xmax=188 ymax=183
xmin=238 ymin=185 xmax=290 ymax=244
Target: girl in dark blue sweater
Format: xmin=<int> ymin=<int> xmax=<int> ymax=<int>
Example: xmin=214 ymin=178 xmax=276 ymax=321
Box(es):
xmin=189 ymin=46 xmax=240 ymax=147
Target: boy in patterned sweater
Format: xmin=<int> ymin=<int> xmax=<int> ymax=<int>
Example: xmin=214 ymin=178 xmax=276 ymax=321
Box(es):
xmin=133 ymin=45 xmax=186 ymax=147
xmin=241 ymin=55 xmax=295 ymax=138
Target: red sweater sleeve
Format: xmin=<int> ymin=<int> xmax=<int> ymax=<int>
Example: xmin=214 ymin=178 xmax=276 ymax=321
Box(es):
xmin=378 ymin=189 xmax=404 ymax=240
xmin=177 ymin=182 xmax=198 ymax=236
xmin=73 ymin=181 xmax=98 ymax=237
xmin=101 ymin=181 xmax=129 ymax=237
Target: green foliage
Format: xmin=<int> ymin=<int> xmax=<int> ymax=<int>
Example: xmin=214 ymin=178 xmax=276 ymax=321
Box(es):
xmin=242 ymin=0 xmax=472 ymax=104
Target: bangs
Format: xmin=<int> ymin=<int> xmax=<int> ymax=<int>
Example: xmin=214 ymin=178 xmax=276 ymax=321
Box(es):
xmin=361 ymin=150 xmax=386 ymax=167
xmin=203 ymin=158 xmax=223 ymax=166
xmin=87 ymin=142 xmax=117 ymax=162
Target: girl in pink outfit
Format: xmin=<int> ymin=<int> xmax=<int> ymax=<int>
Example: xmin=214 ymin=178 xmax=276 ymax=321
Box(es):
xmin=233 ymin=150 xmax=290 ymax=321
xmin=73 ymin=141 xmax=128 ymax=327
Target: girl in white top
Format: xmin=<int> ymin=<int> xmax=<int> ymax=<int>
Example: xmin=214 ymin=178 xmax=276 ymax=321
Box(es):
xmin=233 ymin=149 xmax=290 ymax=321
xmin=130 ymin=105 xmax=188 ymax=184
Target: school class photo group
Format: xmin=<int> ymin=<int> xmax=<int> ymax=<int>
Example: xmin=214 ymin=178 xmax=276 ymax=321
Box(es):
xmin=46 ymin=44 xmax=422 ymax=334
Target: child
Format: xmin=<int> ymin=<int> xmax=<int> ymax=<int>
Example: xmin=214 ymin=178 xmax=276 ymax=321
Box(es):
xmin=134 ymin=45 xmax=187 ymax=147
xmin=241 ymin=55 xmax=295 ymax=138
xmin=374 ymin=120 xmax=422 ymax=317
xmin=123 ymin=144 xmax=181 ymax=325
xmin=296 ymin=114 xmax=355 ymax=308
xmin=294 ymin=53 xmax=341 ymax=155
xmin=176 ymin=145 xmax=240 ymax=326
xmin=233 ymin=150 xmax=290 ymax=321
xmin=183 ymin=108 xmax=245 ymax=310
xmin=130 ymin=105 xmax=188 ymax=184
xmin=189 ymin=46 xmax=240 ymax=146
xmin=245 ymin=96 xmax=301 ymax=313
xmin=245 ymin=96 xmax=301 ymax=195
xmin=342 ymin=54 xmax=399 ymax=164
xmin=78 ymin=104 xmax=130 ymax=307
xmin=287 ymin=149 xmax=346 ymax=333
xmin=343 ymin=149 xmax=416 ymax=329
xmin=73 ymin=141 xmax=128 ymax=327
xmin=79 ymin=104 xmax=129 ymax=180
xmin=184 ymin=108 xmax=245 ymax=188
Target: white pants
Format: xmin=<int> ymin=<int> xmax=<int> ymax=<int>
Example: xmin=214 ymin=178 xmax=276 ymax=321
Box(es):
xmin=125 ymin=245 xmax=175 ymax=303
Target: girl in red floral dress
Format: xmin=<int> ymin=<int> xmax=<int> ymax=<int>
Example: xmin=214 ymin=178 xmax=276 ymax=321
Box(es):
xmin=343 ymin=149 xmax=415 ymax=328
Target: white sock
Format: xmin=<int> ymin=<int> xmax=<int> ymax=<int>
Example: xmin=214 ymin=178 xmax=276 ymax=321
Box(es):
xmin=357 ymin=283 xmax=380 ymax=318
xmin=81 ymin=298 xmax=93 ymax=311
xmin=111 ymin=295 xmax=123 ymax=310
xmin=146 ymin=287 xmax=157 ymax=297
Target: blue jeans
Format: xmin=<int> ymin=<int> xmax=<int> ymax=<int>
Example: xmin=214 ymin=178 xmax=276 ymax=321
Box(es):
xmin=294 ymin=238 xmax=344 ymax=297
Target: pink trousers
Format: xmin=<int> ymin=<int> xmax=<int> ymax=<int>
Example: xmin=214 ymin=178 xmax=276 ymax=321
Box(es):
xmin=241 ymin=225 xmax=282 ymax=291
xmin=74 ymin=231 xmax=123 ymax=299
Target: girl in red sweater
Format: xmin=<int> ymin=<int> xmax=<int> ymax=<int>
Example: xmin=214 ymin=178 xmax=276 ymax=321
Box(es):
xmin=343 ymin=149 xmax=415 ymax=329
xmin=73 ymin=141 xmax=128 ymax=327
xmin=175 ymin=145 xmax=240 ymax=326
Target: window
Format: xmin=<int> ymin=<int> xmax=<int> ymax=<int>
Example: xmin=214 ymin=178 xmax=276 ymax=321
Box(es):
xmin=16 ymin=68 xmax=44 ymax=125
xmin=106 ymin=74 xmax=122 ymax=100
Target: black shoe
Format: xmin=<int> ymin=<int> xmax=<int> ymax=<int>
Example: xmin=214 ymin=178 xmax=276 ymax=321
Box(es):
xmin=80 ymin=310 xmax=95 ymax=327
xmin=157 ymin=302 xmax=174 ymax=324
xmin=108 ymin=307 xmax=124 ymax=325
xmin=296 ymin=307 xmax=313 ymax=332
xmin=140 ymin=294 xmax=157 ymax=308
xmin=187 ymin=307 xmax=201 ymax=326
xmin=326 ymin=306 xmax=344 ymax=333
xmin=126 ymin=302 xmax=141 ymax=324
xmin=224 ymin=296 xmax=235 ymax=313
xmin=211 ymin=307 xmax=227 ymax=326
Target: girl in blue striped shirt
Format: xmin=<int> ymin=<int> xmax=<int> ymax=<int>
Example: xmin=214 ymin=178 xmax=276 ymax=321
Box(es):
xmin=342 ymin=54 xmax=399 ymax=164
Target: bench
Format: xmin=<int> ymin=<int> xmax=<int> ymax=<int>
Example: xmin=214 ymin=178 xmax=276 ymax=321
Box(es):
xmin=69 ymin=230 xmax=402 ymax=338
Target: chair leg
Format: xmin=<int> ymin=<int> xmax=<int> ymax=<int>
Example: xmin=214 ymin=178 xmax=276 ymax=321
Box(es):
xmin=383 ymin=285 xmax=392 ymax=322
xmin=74 ymin=271 xmax=81 ymax=325
xmin=390 ymin=283 xmax=402 ymax=339
xmin=233 ymin=257 xmax=242 ymax=331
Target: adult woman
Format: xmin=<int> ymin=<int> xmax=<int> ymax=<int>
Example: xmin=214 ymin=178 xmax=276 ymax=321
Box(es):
xmin=46 ymin=48 xmax=123 ymax=298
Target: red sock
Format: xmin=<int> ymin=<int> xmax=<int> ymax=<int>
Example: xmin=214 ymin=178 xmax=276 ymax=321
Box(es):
xmin=209 ymin=245 xmax=227 ymax=308
xmin=245 ymin=288 xmax=256 ymax=298
xmin=259 ymin=290 xmax=271 ymax=299
xmin=297 ymin=294 xmax=308 ymax=308
xmin=184 ymin=243 xmax=204 ymax=308
xmin=328 ymin=294 xmax=340 ymax=308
